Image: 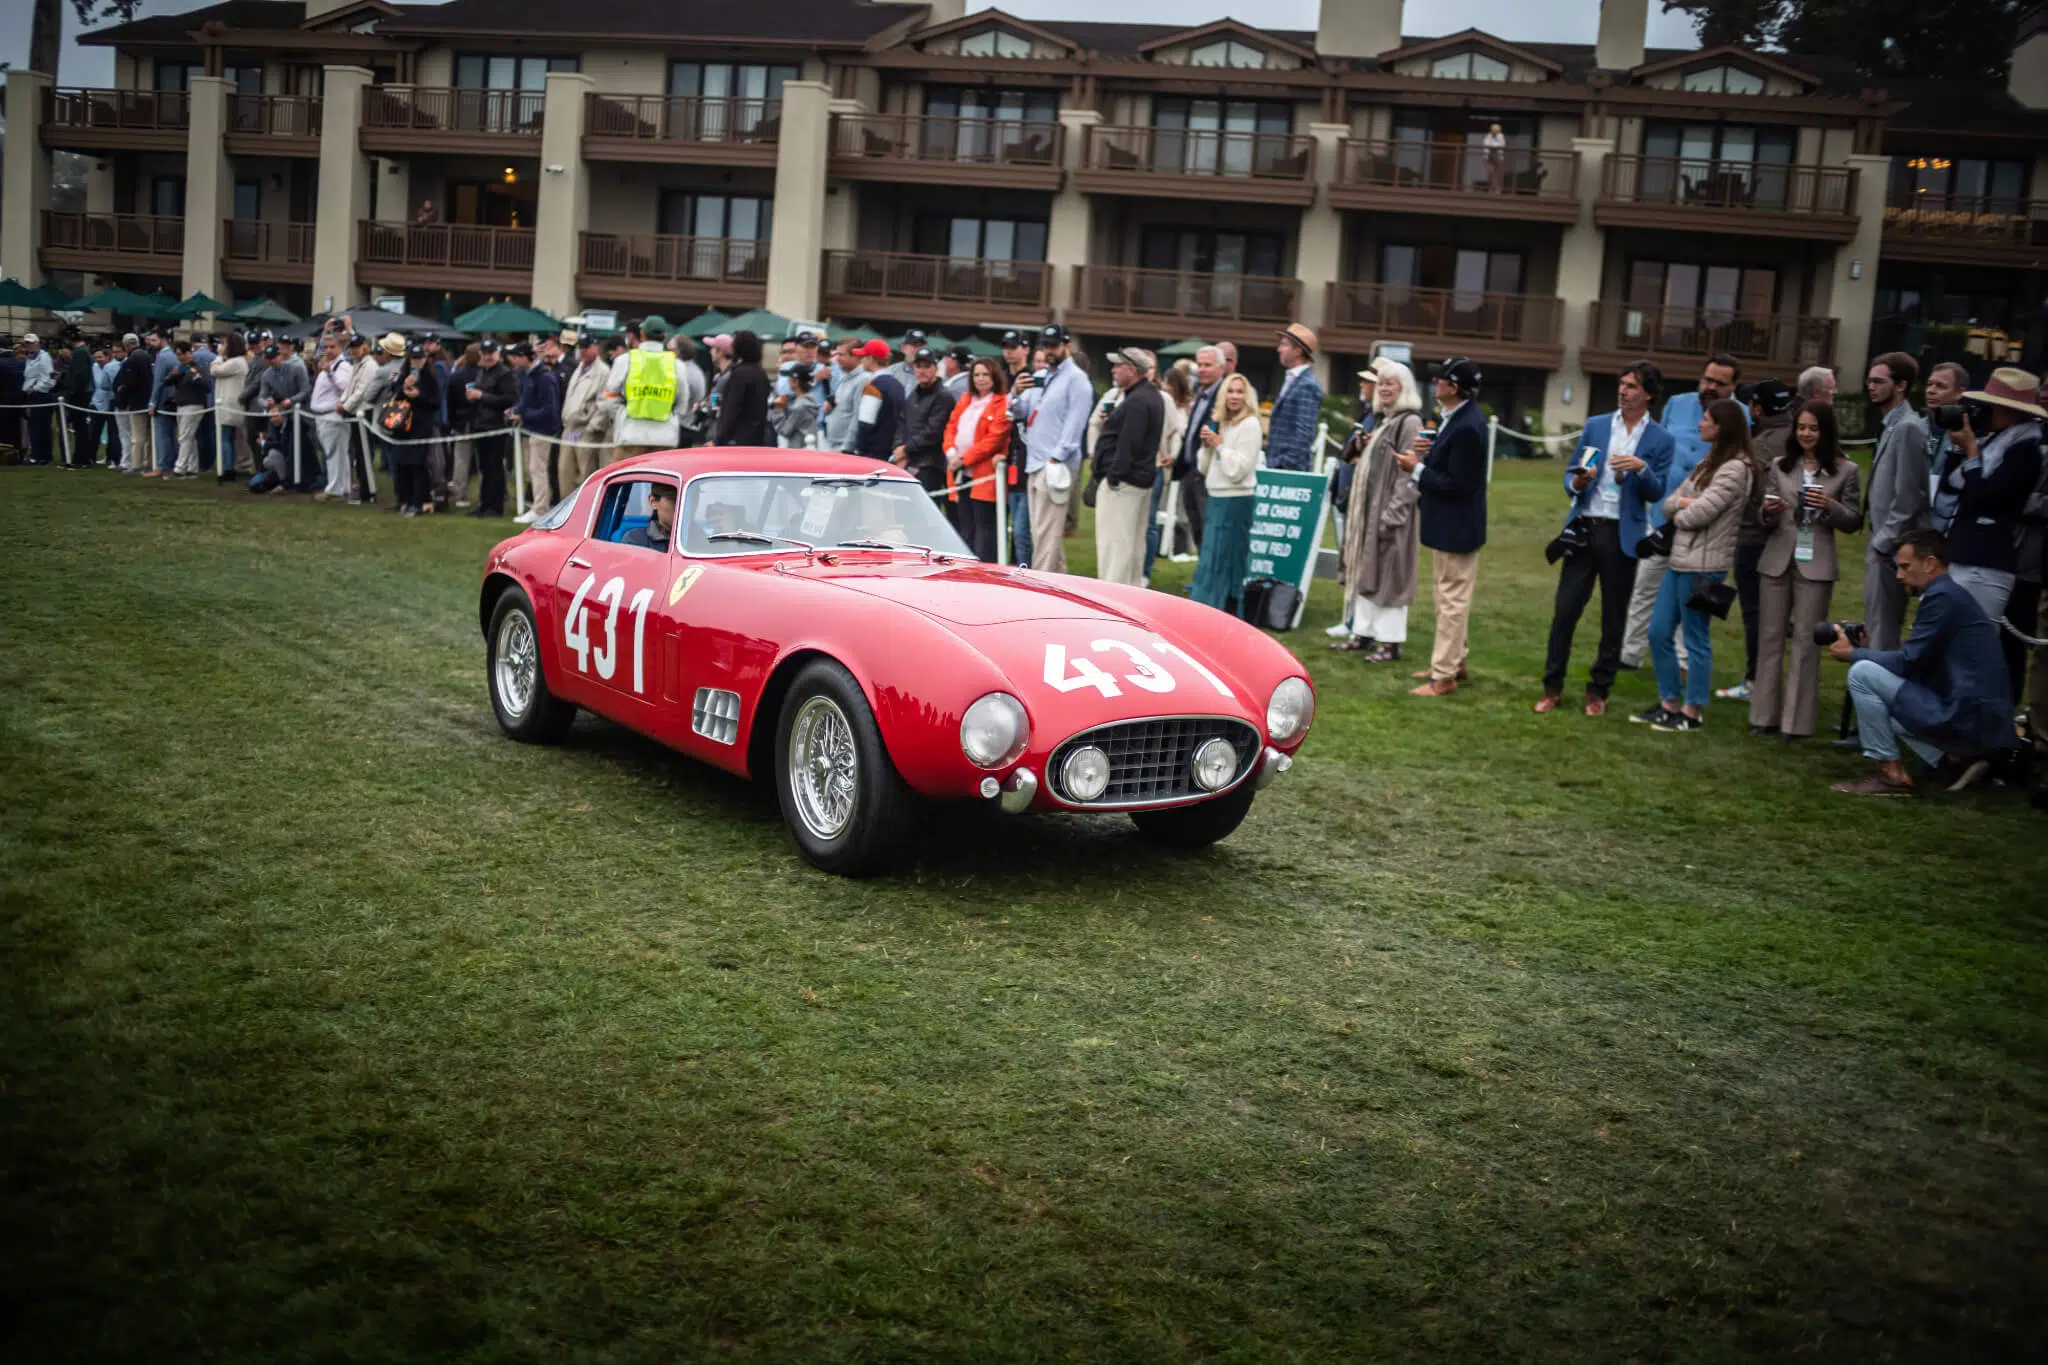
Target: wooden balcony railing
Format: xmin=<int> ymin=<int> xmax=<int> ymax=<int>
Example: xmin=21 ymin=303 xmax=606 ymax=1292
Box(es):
xmin=1084 ymin=125 xmax=1315 ymax=183
xmin=1883 ymin=194 xmax=2048 ymax=249
xmin=223 ymin=220 xmax=316 ymax=268
xmin=359 ymin=221 xmax=536 ymax=274
xmin=1072 ymin=265 xmax=1301 ymax=324
xmin=1327 ymin=282 xmax=1563 ymax=351
xmin=362 ymin=86 xmax=545 ymax=136
xmin=821 ymin=250 xmax=1051 ymax=312
xmin=230 ymin=94 xmax=322 ymax=139
xmin=43 ymin=210 xmax=184 ymax=257
xmin=1601 ymin=156 xmax=1856 ymax=217
xmin=44 ymin=86 xmax=190 ymax=133
xmin=1589 ymin=301 xmax=1837 ymax=367
xmin=585 ymin=95 xmax=781 ymax=146
xmin=579 ymin=232 xmax=769 ymax=286
xmin=831 ymin=114 xmax=1062 ymax=169
xmin=1335 ymin=139 xmax=1577 ymax=200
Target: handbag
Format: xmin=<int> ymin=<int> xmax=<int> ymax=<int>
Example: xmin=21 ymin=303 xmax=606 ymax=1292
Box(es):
xmin=378 ymin=397 xmax=414 ymax=438
xmin=1687 ymin=579 xmax=1739 ymax=618
xmin=1238 ymin=576 xmax=1303 ymax=631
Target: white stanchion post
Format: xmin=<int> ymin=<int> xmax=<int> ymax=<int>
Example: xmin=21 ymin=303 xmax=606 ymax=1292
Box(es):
xmin=1486 ymin=415 xmax=1497 ymax=485
xmin=1159 ymin=475 xmax=1181 ymax=562
xmin=292 ymin=413 xmax=302 ymax=487
xmin=513 ymin=429 xmax=527 ymax=517
xmin=215 ymin=401 xmax=227 ymax=481
xmin=59 ymin=401 xmax=75 ymax=466
xmin=994 ymin=454 xmax=1008 ymax=566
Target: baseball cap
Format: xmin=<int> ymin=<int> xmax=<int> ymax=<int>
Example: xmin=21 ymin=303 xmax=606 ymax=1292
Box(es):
xmin=506 ymin=341 xmax=534 ymax=358
xmin=1038 ymin=323 xmax=1069 ymax=344
xmin=1107 ymin=347 xmax=1155 ymax=374
xmin=558 ymin=329 xmax=579 ymax=346
xmin=706 ymin=333 xmax=733 ymax=354
xmin=901 ymin=328 xmax=927 ymax=346
xmin=21 ymin=332 xmax=39 ymax=346
xmin=1001 ymin=329 xmax=1026 ymax=348
xmin=913 ymin=347 xmax=939 ymax=366
xmin=856 ymin=339 xmax=892 ymax=359
xmin=262 ymin=344 xmax=281 ymax=358
xmin=1434 ymin=356 xmax=1483 ymax=394
xmin=1738 ymin=377 xmax=1796 ymax=415
xmin=948 ymin=345 xmax=974 ymax=364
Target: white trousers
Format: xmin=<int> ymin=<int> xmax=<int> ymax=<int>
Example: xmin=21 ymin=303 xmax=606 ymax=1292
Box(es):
xmin=316 ymin=414 xmax=353 ymax=497
xmin=1348 ymin=593 xmax=1409 ymax=643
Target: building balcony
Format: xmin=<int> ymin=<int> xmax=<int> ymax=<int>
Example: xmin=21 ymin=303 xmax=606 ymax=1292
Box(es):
xmin=584 ymin=95 xmax=780 ymax=167
xmin=1328 ymin=140 xmax=1580 ymax=223
xmin=1065 ymin=265 xmax=1302 ymax=336
xmin=820 ymin=250 xmax=1051 ymax=327
xmin=1581 ymin=300 xmax=1837 ymax=374
xmin=577 ymin=232 xmax=769 ymax=310
xmin=828 ymin=115 xmax=1063 ymax=191
xmin=222 ymin=220 xmax=316 ymax=286
xmin=1073 ymin=126 xmax=1316 ymax=205
xmin=41 ymin=87 xmax=188 ymax=154
xmin=226 ymin=94 xmax=323 ymax=158
xmin=360 ymin=86 xmax=544 ymax=155
xmin=1318 ymin=282 xmax=1565 ymax=369
xmin=1880 ymin=194 xmax=2048 ymax=269
xmin=357 ymin=221 xmax=535 ymax=293
xmin=1596 ymin=157 xmax=1859 ymax=242
xmin=41 ymin=211 xmax=184 ymax=274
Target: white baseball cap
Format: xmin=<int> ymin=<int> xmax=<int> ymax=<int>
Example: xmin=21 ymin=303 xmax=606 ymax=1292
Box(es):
xmin=21 ymin=332 xmax=39 ymax=345
xmin=1043 ymin=460 xmax=1072 ymax=505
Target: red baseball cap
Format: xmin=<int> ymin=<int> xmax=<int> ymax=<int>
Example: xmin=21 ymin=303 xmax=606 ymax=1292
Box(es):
xmin=856 ymin=339 xmax=892 ymax=359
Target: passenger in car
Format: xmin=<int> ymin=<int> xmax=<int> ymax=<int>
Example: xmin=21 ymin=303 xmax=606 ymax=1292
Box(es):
xmin=623 ymin=484 xmax=675 ymax=552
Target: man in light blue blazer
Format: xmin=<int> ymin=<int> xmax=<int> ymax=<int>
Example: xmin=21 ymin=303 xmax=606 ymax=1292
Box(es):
xmin=1538 ymin=360 xmax=1676 ymax=714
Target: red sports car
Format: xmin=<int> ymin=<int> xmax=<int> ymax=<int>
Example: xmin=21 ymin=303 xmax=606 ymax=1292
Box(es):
xmin=479 ymin=450 xmax=1314 ymax=874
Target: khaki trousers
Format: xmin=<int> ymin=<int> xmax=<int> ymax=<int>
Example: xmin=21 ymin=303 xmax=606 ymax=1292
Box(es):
xmin=557 ymin=431 xmax=600 ymax=500
xmin=174 ymin=405 xmax=206 ymax=474
xmin=1751 ymin=571 xmax=1834 ymax=737
xmin=1428 ymin=549 xmax=1480 ymax=684
xmin=527 ymin=438 xmax=554 ymax=515
xmin=1620 ymin=552 xmax=1688 ymax=669
xmin=124 ymin=410 xmax=152 ymax=470
xmin=1094 ymin=480 xmax=1151 ymax=586
xmin=1028 ymin=467 xmax=1069 ymax=573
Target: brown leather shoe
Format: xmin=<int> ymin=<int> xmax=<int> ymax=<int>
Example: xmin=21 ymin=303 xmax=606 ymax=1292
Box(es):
xmin=1832 ymin=771 xmax=1913 ymax=796
xmin=1410 ymin=666 xmax=1469 ymax=681
xmin=1409 ymin=678 xmax=1459 ymax=697
xmin=1583 ymin=697 xmax=1607 ymax=717
xmin=1533 ymin=693 xmax=1562 ymax=713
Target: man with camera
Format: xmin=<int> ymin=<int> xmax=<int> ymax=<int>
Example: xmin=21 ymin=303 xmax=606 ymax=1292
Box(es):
xmin=1537 ymin=361 xmax=1675 ymax=715
xmin=1621 ymin=353 xmax=1739 ymax=670
xmin=1927 ymin=367 xmax=2045 ymax=623
xmin=1863 ymin=353 xmax=1934 ymax=651
xmin=1829 ymin=529 xmax=2015 ymax=796
xmin=1395 ymin=357 xmax=1488 ymax=697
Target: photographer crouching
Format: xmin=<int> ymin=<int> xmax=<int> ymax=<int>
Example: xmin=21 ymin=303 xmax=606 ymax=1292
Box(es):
xmin=1829 ymin=530 xmax=2016 ymax=796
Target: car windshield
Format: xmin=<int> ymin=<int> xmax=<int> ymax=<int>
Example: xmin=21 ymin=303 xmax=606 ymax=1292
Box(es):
xmin=680 ymin=473 xmax=972 ymax=558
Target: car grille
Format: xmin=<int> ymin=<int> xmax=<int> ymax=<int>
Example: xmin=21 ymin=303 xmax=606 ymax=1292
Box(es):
xmin=1048 ymin=717 xmax=1261 ymax=808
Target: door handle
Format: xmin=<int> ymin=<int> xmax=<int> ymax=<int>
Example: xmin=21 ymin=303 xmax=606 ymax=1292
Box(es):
xmin=567 ymin=556 xmax=592 ymax=569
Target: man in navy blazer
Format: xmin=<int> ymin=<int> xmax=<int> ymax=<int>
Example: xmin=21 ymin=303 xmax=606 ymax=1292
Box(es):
xmin=1395 ymin=357 xmax=1489 ymax=695
xmin=1538 ymin=361 xmax=1675 ymax=714
xmin=1830 ymin=529 xmax=2016 ymax=795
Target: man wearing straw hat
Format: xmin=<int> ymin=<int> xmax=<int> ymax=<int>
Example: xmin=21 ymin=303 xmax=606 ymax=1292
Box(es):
xmin=1928 ymin=366 xmax=2045 ymax=623
xmin=1265 ymin=322 xmax=1324 ymax=472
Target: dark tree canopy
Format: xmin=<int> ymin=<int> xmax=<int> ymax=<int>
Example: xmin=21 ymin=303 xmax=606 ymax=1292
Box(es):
xmin=1660 ymin=0 xmax=2031 ymax=85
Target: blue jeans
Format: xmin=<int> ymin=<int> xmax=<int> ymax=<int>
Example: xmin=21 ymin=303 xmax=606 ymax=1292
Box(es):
xmin=154 ymin=410 xmax=179 ymax=472
xmin=1009 ymin=487 xmax=1032 ymax=566
xmin=1142 ymin=478 xmax=1165 ymax=580
xmin=1847 ymin=659 xmax=1943 ymax=765
xmin=1650 ymin=569 xmax=1721 ymax=708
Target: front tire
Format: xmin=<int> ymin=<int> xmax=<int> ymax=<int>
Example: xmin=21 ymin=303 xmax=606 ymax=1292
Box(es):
xmin=487 ymin=586 xmax=577 ymax=743
xmin=774 ymin=659 xmax=917 ymax=876
xmin=1129 ymin=783 xmax=1257 ymax=849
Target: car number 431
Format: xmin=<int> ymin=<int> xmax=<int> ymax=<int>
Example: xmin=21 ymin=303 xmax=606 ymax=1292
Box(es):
xmin=564 ymin=573 xmax=656 ymax=694
xmin=1042 ymin=640 xmax=1233 ymax=700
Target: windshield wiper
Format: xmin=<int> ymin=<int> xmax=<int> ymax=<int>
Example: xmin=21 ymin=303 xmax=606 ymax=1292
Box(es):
xmin=707 ymin=531 xmax=816 ymax=554
xmin=809 ymin=474 xmax=890 ymax=488
xmin=837 ymin=539 xmax=940 ymax=562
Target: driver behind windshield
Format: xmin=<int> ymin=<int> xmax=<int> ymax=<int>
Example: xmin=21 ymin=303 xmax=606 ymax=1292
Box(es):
xmin=623 ymin=484 xmax=675 ymax=551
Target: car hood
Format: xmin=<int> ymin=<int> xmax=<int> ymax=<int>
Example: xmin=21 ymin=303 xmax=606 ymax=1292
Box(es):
xmin=788 ymin=558 xmax=1139 ymax=626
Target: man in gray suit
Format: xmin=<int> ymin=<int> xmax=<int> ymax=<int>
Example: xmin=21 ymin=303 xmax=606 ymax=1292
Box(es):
xmin=1862 ymin=352 xmax=1933 ymax=651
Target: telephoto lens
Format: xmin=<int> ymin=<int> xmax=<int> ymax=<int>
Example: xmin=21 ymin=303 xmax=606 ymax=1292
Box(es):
xmin=1811 ymin=620 xmax=1868 ymax=647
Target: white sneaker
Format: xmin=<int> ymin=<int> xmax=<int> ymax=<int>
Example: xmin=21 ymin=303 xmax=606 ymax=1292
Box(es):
xmin=1324 ymin=622 xmax=1351 ymax=638
xmin=1715 ymin=680 xmax=1752 ymax=700
xmin=512 ymin=509 xmax=538 ymax=525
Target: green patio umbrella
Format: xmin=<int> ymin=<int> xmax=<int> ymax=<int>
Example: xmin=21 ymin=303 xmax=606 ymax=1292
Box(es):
xmin=950 ymin=334 xmax=1003 ymax=358
xmin=223 ymin=297 xmax=301 ymax=325
xmin=169 ymin=291 xmax=232 ymax=320
xmin=676 ymin=308 xmax=732 ymax=340
xmin=720 ymin=307 xmax=792 ymax=339
xmin=453 ymin=299 xmax=560 ymax=334
xmin=1157 ymin=336 xmax=1210 ymax=359
xmin=26 ymin=284 xmax=79 ymax=311
xmin=0 ymin=279 xmax=40 ymax=308
xmin=136 ymin=290 xmax=181 ymax=318
xmin=71 ymin=286 xmax=157 ymax=314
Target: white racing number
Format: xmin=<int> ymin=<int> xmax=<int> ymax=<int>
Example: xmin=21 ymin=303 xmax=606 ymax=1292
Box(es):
xmin=1040 ymin=639 xmax=1235 ymax=701
xmin=564 ymin=574 xmax=655 ymax=694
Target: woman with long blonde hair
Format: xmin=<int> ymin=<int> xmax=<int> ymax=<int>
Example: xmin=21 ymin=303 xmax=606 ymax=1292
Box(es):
xmin=1189 ymin=372 xmax=1263 ymax=613
xmin=1335 ymin=360 xmax=1425 ymax=661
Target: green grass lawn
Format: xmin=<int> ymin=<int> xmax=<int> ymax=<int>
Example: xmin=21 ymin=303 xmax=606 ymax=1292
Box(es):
xmin=2 ymin=462 xmax=2043 ymax=1363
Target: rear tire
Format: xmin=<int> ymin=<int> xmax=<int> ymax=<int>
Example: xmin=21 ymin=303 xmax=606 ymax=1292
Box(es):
xmin=487 ymin=586 xmax=577 ymax=743
xmin=1129 ymin=783 xmax=1257 ymax=849
xmin=774 ymin=659 xmax=917 ymax=876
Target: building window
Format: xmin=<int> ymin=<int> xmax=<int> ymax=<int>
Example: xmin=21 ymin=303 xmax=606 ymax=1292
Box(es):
xmin=1640 ymin=121 xmax=1797 ymax=207
xmin=1140 ymin=226 xmax=1284 ymax=277
xmin=1628 ymin=260 xmax=1777 ymax=315
xmin=921 ymin=86 xmax=1058 ymax=159
xmin=1428 ymin=51 xmax=1510 ymax=81
xmin=1680 ymin=65 xmax=1766 ymax=95
xmin=150 ymin=176 xmax=186 ymax=218
xmin=667 ymin=61 xmax=798 ymax=104
xmin=1382 ymin=244 xmax=1524 ymax=296
xmin=454 ymin=54 xmax=577 ymax=90
xmin=659 ymin=192 xmax=773 ymax=242
xmin=913 ymin=216 xmax=1047 ymax=262
xmin=154 ymin=62 xmax=200 ymax=91
xmin=958 ymin=28 xmax=1032 ymax=58
xmin=1389 ymin=110 xmax=1539 ymax=188
xmin=1889 ymin=154 xmax=2029 ymax=208
xmin=1189 ymin=39 xmax=1265 ymax=68
xmin=233 ymin=178 xmax=262 ymax=221
xmin=1151 ymin=97 xmax=1296 ymax=176
xmin=225 ymin=65 xmax=264 ymax=95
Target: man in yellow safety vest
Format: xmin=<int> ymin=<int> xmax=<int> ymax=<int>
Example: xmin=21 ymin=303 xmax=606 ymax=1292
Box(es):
xmin=604 ymin=315 xmax=691 ymax=460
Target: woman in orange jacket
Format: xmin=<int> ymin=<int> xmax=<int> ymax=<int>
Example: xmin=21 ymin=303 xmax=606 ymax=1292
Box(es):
xmin=942 ymin=357 xmax=1013 ymax=562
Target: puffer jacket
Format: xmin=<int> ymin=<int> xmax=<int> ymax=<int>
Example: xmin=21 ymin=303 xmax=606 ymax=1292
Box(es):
xmin=1662 ymin=455 xmax=1754 ymax=574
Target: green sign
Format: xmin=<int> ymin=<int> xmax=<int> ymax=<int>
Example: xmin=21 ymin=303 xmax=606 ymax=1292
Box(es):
xmin=1243 ymin=468 xmax=1331 ymax=629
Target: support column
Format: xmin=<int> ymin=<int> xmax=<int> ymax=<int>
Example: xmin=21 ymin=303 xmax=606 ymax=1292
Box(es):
xmin=0 ymin=69 xmax=55 ymax=296
xmin=1046 ymin=108 xmax=1099 ymax=324
xmin=182 ymin=76 xmax=234 ymax=310
xmin=1297 ymin=122 xmax=1347 ymax=390
xmin=766 ymin=81 xmax=831 ymax=321
xmin=1544 ymin=136 xmax=1611 ymax=430
xmin=822 ymin=98 xmax=864 ymax=258
xmin=312 ymin=66 xmax=373 ymax=314
xmin=532 ymin=71 xmax=595 ymax=317
xmin=1826 ymin=153 xmax=1890 ymax=375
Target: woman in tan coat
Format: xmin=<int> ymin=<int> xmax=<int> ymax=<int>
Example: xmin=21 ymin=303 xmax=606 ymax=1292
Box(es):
xmin=1750 ymin=401 xmax=1862 ymax=739
xmin=1334 ymin=360 xmax=1424 ymax=662
xmin=1640 ymin=397 xmax=1757 ymax=731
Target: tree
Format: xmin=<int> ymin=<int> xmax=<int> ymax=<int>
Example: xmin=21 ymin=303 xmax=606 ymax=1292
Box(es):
xmin=1660 ymin=0 xmax=2030 ymax=85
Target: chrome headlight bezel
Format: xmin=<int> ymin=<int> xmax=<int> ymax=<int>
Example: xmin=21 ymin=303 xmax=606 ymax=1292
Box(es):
xmin=960 ymin=691 xmax=1030 ymax=769
xmin=1266 ymin=676 xmax=1314 ymax=743
xmin=1191 ymin=736 xmax=1237 ymax=791
xmin=1061 ymin=745 xmax=1112 ymax=802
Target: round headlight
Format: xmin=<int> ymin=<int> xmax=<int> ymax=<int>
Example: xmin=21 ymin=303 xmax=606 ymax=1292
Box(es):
xmin=1191 ymin=737 xmax=1237 ymax=792
xmin=960 ymin=692 xmax=1029 ymax=769
xmin=1266 ymin=676 xmax=1315 ymax=743
xmin=1061 ymin=745 xmax=1111 ymax=802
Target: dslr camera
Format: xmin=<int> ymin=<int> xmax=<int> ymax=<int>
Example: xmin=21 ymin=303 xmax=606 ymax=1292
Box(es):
xmin=1930 ymin=398 xmax=1993 ymax=432
xmin=1635 ymin=522 xmax=1675 ymax=560
xmin=1812 ymin=620 xmax=1868 ymax=647
xmin=1545 ymin=517 xmax=1593 ymax=565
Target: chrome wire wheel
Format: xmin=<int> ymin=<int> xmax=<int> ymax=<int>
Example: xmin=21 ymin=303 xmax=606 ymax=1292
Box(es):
xmin=494 ymin=609 xmax=537 ymax=721
xmin=787 ymin=695 xmax=858 ymax=840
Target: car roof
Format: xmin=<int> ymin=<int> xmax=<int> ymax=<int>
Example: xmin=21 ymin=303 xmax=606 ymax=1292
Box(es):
xmin=605 ymin=447 xmax=924 ymax=483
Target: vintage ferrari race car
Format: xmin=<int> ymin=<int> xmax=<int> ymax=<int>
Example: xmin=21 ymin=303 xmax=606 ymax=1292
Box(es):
xmin=480 ymin=449 xmax=1314 ymax=875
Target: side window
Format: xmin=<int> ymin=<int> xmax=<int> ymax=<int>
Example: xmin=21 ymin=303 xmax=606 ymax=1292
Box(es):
xmin=593 ymin=478 xmax=677 ymax=549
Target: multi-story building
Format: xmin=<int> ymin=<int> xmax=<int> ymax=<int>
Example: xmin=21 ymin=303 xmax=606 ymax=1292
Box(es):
xmin=4 ymin=0 xmax=2044 ymax=426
